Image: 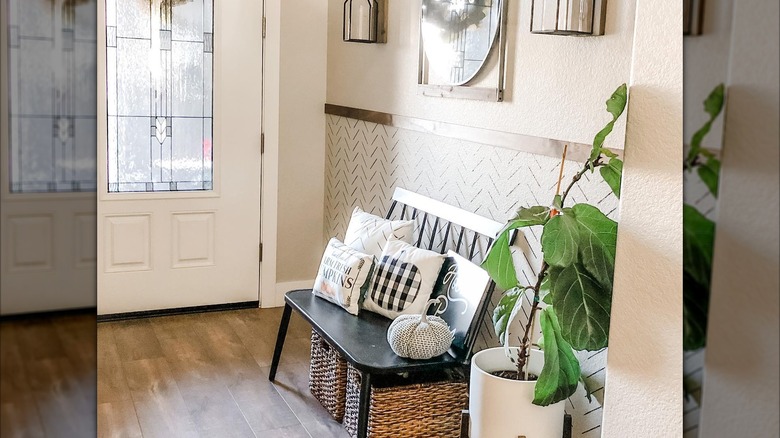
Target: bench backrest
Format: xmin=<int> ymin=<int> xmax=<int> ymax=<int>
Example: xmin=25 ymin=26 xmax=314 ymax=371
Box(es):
xmin=386 ymin=188 xmax=504 ymax=263
xmin=384 ymin=187 xmax=503 ymax=362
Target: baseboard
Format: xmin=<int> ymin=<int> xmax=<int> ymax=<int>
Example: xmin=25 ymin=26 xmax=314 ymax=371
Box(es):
xmin=0 ymin=307 xmax=96 ymax=322
xmin=271 ymin=280 xmax=314 ymax=307
xmin=97 ymin=301 xmax=260 ymax=322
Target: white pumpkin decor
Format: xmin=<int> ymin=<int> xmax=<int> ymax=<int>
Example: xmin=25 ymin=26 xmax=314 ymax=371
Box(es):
xmin=387 ymin=300 xmax=454 ymax=360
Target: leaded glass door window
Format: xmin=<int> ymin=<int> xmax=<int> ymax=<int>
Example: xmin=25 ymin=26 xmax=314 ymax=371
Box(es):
xmin=5 ymin=0 xmax=97 ymax=193
xmin=105 ymin=0 xmax=213 ymax=193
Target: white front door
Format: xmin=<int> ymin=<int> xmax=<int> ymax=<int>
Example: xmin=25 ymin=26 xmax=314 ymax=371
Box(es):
xmin=1 ymin=0 xmax=97 ymax=315
xmin=96 ymin=0 xmax=263 ymax=314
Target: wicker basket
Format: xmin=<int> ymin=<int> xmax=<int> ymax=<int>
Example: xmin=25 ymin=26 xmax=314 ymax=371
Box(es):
xmin=343 ymin=364 xmax=468 ymax=438
xmin=309 ymin=330 xmax=348 ymax=422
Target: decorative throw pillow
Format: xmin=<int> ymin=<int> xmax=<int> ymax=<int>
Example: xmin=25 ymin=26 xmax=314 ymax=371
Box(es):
xmin=343 ymin=207 xmax=414 ymax=257
xmin=312 ymin=238 xmax=375 ymax=316
xmin=362 ymin=239 xmax=445 ymax=319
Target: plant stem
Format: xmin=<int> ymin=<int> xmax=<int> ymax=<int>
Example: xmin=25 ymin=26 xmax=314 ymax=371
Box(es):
xmin=515 ymin=157 xmax=602 ymax=378
xmin=515 ymin=262 xmax=549 ymax=376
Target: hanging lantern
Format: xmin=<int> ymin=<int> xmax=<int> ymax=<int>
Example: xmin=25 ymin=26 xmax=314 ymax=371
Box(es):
xmin=530 ymin=0 xmax=607 ymax=36
xmin=343 ymin=0 xmax=386 ymax=43
xmin=684 ymin=0 xmax=704 ymax=36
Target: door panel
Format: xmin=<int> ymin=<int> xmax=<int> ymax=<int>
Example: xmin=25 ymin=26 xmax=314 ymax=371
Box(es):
xmin=96 ymin=0 xmax=263 ymax=314
xmin=0 ymin=0 xmax=97 ymax=315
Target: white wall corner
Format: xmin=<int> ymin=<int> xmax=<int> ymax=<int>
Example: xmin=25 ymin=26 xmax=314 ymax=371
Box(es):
xmin=274 ymin=280 xmax=315 ymax=308
xmin=602 ymin=1 xmax=684 ymax=437
xmin=260 ymin=0 xmax=281 ymax=309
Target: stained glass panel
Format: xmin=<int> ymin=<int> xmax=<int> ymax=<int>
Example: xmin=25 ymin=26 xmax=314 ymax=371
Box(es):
xmin=6 ymin=0 xmax=98 ymax=193
xmin=106 ymin=0 xmax=214 ymax=193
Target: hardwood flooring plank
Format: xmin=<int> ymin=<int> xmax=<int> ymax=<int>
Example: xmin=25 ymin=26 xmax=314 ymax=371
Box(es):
xmin=122 ymin=358 xmax=198 ymax=438
xmin=111 ymin=320 xmax=165 ymax=362
xmin=225 ymin=360 xmax=300 ymax=434
xmin=98 ymin=400 xmax=143 ymax=438
xmin=1 ymin=313 xmax=96 ymax=438
xmin=98 ymin=307 xmax=357 ymax=438
xmin=0 ymin=396 xmax=45 ymax=438
xmin=269 ymin=363 xmax=351 ymax=438
xmin=259 ymin=424 xmax=312 ymax=438
xmin=26 ymin=357 xmax=95 ymax=438
xmin=0 ymin=323 xmax=33 ymax=403
xmin=13 ymin=318 xmax=67 ymax=362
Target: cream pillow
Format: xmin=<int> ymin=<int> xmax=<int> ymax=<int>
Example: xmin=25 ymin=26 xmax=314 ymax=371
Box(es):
xmin=362 ymin=239 xmax=445 ymax=319
xmin=312 ymin=238 xmax=374 ymax=316
xmin=344 ymin=207 xmax=414 ymax=257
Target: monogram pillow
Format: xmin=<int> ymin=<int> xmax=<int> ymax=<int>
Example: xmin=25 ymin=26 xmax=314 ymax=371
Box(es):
xmin=362 ymin=239 xmax=445 ymax=319
xmin=344 ymin=207 xmax=414 ymax=257
xmin=312 ymin=238 xmax=375 ymax=316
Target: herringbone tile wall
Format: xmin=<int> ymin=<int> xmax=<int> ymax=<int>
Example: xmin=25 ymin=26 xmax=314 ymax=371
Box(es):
xmin=324 ymin=114 xmax=624 ymax=436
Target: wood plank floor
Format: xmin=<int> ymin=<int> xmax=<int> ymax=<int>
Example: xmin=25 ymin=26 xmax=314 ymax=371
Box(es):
xmin=97 ymin=308 xmax=351 ymax=438
xmin=0 ymin=312 xmax=97 ymax=438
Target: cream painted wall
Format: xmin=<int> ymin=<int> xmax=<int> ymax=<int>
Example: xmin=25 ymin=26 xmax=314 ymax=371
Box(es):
xmin=600 ymin=0 xmax=683 ymax=436
xmin=265 ymin=0 xmax=328 ymax=288
xmin=699 ymin=0 xmax=780 ymax=435
xmin=683 ymin=0 xmax=732 ymax=149
xmin=326 ymin=0 xmax=636 ymax=147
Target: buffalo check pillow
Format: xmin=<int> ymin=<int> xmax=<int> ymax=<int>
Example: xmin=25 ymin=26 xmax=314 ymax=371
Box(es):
xmin=344 ymin=207 xmax=414 ymax=257
xmin=362 ymin=239 xmax=445 ymax=320
xmin=312 ymin=238 xmax=375 ymax=316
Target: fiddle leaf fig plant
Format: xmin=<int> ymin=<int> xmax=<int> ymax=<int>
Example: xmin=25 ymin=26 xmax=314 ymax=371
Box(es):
xmin=683 ymin=84 xmax=725 ymax=351
xmin=481 ymin=83 xmax=627 ymax=406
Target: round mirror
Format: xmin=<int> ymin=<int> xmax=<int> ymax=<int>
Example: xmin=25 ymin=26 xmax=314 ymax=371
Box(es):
xmin=421 ymin=0 xmax=502 ymax=86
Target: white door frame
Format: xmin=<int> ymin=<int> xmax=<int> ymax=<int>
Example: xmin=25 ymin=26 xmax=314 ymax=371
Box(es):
xmin=259 ymin=0 xmax=279 ymax=308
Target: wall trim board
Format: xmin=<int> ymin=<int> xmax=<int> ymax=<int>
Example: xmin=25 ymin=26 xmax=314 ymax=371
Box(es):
xmin=274 ymin=280 xmax=315 ymax=308
xmin=324 ymin=104 xmax=623 ymax=162
xmin=96 ymin=301 xmax=259 ymax=322
xmin=0 ymin=307 xmax=96 ymax=321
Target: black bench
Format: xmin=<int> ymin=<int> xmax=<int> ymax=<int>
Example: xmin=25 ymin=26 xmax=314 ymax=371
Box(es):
xmin=269 ymin=188 xmax=503 ymax=438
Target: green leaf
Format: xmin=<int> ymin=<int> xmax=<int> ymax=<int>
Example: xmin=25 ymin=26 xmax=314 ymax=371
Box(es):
xmin=682 ymin=204 xmax=715 ymax=288
xmin=599 ymin=158 xmax=623 ymax=198
xmin=492 ymin=287 xmax=523 ymax=344
xmin=686 ymin=84 xmax=725 ymax=165
xmin=541 ymin=209 xmax=579 ymax=267
xmin=590 ymin=121 xmax=615 ymax=162
xmin=589 ymin=84 xmax=628 ymax=162
xmin=548 ymin=264 xmax=611 ymax=351
xmin=481 ymin=231 xmax=517 ymax=291
xmin=552 ymin=195 xmax=563 ymax=210
xmin=533 ymin=307 xmax=581 ymax=406
xmin=683 ymin=272 xmax=709 ymax=350
xmin=704 ymin=83 xmax=725 ymax=119
xmin=500 ymin=206 xmax=550 ymax=235
xmin=580 ymin=375 xmax=593 ymax=403
xmin=540 ymin=275 xmax=553 ymax=305
xmin=601 ymin=148 xmax=618 ymax=159
xmin=572 ymin=204 xmax=617 ymax=290
xmin=682 ymin=203 xmax=715 ymax=351
xmin=605 ymin=83 xmax=629 ymax=120
xmin=697 ymin=157 xmax=720 ymax=198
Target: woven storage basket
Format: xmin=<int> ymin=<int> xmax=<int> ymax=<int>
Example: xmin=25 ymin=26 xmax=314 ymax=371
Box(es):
xmin=309 ymin=330 xmax=348 ymax=422
xmin=343 ymin=363 xmax=468 ymax=438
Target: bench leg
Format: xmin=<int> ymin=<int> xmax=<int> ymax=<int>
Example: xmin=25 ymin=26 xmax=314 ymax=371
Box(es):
xmin=268 ymin=303 xmax=292 ymax=382
xmin=357 ymin=371 xmax=372 ymax=438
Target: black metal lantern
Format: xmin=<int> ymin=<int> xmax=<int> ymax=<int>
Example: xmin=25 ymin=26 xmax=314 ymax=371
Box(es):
xmin=683 ymin=0 xmax=704 ymax=36
xmin=530 ymin=0 xmax=607 ymax=36
xmin=343 ymin=0 xmax=386 ymax=43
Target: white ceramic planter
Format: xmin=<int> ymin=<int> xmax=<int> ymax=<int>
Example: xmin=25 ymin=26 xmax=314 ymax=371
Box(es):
xmin=469 ymin=347 xmax=565 ymax=438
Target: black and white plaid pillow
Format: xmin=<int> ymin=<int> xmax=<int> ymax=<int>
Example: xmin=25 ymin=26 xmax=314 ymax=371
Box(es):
xmin=362 ymin=239 xmax=445 ymax=319
xmin=370 ymin=254 xmax=422 ymax=312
